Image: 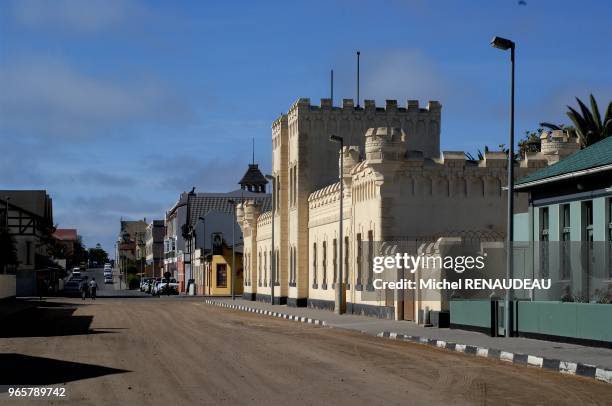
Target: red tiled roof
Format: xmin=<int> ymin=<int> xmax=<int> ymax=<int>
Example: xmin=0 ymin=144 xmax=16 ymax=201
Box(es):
xmin=53 ymin=228 xmax=78 ymax=241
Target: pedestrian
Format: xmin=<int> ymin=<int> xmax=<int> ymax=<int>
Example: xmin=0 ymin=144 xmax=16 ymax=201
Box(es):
xmin=89 ymin=277 xmax=98 ymax=300
xmin=80 ymin=280 xmax=87 ymax=300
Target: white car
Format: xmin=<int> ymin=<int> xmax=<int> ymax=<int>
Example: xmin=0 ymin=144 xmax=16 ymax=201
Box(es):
xmin=104 ymin=276 xmax=113 ymax=284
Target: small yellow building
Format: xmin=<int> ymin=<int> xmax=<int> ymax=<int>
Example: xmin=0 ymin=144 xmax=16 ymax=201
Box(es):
xmin=203 ymin=244 xmax=243 ymax=296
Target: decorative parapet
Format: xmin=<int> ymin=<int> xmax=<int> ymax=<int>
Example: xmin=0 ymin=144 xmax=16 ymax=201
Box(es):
xmin=308 ymin=182 xmax=341 ymax=206
xmin=365 ymin=127 xmax=407 ymax=162
xmin=441 ymin=151 xmax=466 ymax=167
xmin=243 ymin=200 xmax=262 ymax=226
xmin=287 ymin=98 xmax=442 ymax=113
xmin=540 ymin=130 xmax=580 ymax=163
xmin=257 ymin=210 xmax=273 ymax=227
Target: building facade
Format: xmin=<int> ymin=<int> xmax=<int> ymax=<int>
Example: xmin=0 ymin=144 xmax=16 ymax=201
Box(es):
xmin=514 ymin=133 xmax=612 ymax=303
xmin=164 ymin=182 xmax=270 ymax=294
xmin=145 ymin=220 xmax=165 ymax=278
xmin=237 ymin=98 xmax=562 ymax=321
xmin=116 ymin=219 xmax=148 ymax=276
xmin=1 ymin=190 xmax=57 ymax=296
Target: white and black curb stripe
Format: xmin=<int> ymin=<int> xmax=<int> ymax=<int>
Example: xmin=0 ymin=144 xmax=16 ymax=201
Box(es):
xmin=203 ymin=299 xmax=327 ymax=327
xmin=377 ymin=331 xmax=612 ymax=384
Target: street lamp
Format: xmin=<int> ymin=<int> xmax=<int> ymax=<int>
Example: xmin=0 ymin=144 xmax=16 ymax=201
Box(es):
xmin=491 ymin=35 xmax=515 ymax=337
xmin=329 ymin=134 xmax=344 ymax=315
xmin=228 ymin=199 xmax=237 ymax=300
xmin=265 ymin=174 xmax=276 ymax=305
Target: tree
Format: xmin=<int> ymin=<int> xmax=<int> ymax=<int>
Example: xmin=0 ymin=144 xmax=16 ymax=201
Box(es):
xmin=88 ymin=243 xmax=109 ymax=267
xmin=518 ymin=129 xmax=543 ymax=158
xmin=566 ymin=95 xmax=612 ymax=147
xmin=72 ymin=236 xmax=88 ymax=267
xmin=0 ymin=227 xmax=18 ymax=272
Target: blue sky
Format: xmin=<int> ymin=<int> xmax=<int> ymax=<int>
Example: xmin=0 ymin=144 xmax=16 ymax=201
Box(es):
xmin=1 ymin=0 xmax=610 ymax=256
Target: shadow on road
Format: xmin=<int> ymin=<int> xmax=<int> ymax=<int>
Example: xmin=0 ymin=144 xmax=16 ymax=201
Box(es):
xmin=0 ymin=300 xmax=116 ymax=338
xmin=0 ymin=354 xmax=129 ymax=389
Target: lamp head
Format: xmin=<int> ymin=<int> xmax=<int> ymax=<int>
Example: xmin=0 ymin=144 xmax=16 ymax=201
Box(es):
xmin=265 ymin=174 xmax=275 ymax=181
xmin=329 ymin=134 xmax=343 ymax=144
xmin=491 ymin=36 xmax=515 ymax=51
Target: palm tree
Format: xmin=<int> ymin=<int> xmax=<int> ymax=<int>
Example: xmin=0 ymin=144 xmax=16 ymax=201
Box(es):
xmin=566 ymin=95 xmax=612 ymax=147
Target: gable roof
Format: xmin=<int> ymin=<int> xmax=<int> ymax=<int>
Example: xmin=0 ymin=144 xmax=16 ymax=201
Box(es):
xmin=515 ymin=136 xmax=612 ymax=189
xmin=186 ymin=190 xmax=271 ymax=227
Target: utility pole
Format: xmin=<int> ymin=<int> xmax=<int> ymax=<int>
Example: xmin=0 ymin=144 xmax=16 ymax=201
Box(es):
xmin=491 ymin=36 xmax=516 ymax=337
xmin=329 ymin=135 xmax=344 ymax=314
xmin=265 ymin=174 xmax=276 ymax=305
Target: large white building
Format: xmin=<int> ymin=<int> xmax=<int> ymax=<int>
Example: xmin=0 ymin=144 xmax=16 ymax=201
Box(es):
xmin=236 ymin=98 xmax=570 ymax=321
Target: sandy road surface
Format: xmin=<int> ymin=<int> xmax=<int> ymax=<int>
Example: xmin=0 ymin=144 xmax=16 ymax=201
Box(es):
xmin=1 ymin=298 xmax=610 ymax=406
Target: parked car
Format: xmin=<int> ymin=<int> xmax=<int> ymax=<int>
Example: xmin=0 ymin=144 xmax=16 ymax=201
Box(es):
xmin=103 ymin=270 xmax=112 ymax=278
xmin=71 ymin=268 xmax=81 ymax=278
xmin=140 ymin=278 xmax=152 ymax=292
xmin=147 ymin=278 xmax=160 ymax=294
xmin=62 ymin=281 xmax=81 ymax=296
xmin=154 ymin=278 xmax=179 ymax=295
xmin=104 ymin=276 xmax=113 ymax=284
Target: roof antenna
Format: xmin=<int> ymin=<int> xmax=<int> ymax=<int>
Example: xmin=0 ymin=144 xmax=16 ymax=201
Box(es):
xmin=252 ymin=137 xmax=255 ymax=165
xmin=356 ymin=51 xmax=360 ymax=108
xmin=330 ymin=69 xmax=334 ymax=106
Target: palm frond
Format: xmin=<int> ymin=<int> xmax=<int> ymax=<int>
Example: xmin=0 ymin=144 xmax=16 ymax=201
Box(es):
xmin=539 ymin=122 xmax=562 ymax=131
xmin=605 ymin=101 xmax=612 ymax=125
xmin=589 ymin=94 xmax=602 ymax=130
xmin=575 ymin=97 xmax=597 ymax=131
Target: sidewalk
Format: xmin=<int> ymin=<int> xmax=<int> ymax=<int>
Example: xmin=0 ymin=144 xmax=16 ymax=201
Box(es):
xmin=204 ymin=297 xmax=612 ymax=383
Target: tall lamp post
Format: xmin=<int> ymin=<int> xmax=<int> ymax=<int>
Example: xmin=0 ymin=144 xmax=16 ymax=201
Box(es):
xmin=228 ymin=199 xmax=237 ymax=300
xmin=491 ymin=36 xmax=515 ymax=337
xmin=265 ymin=174 xmax=276 ymax=305
xmin=329 ymin=135 xmax=344 ymax=315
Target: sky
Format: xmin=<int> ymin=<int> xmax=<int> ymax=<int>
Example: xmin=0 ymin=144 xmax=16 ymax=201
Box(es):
xmin=0 ymin=0 xmax=610 ymax=257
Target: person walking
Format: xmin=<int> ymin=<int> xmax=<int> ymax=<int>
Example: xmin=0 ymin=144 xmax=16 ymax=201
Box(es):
xmin=89 ymin=278 xmax=98 ymax=300
xmin=80 ymin=280 xmax=88 ymax=300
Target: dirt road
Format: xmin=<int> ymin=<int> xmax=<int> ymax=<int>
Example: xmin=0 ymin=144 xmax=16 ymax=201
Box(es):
xmin=1 ymin=298 xmax=610 ymax=405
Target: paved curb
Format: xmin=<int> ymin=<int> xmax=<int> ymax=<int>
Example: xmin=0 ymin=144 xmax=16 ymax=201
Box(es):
xmin=204 ymin=299 xmax=327 ymax=327
xmin=377 ymin=331 xmax=612 ymax=384
xmin=203 ymin=299 xmax=611 ymax=385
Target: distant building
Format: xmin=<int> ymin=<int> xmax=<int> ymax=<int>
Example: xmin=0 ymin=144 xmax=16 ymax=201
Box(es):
xmin=164 ymin=166 xmax=271 ymax=294
xmin=53 ymin=228 xmax=78 ymax=267
xmin=0 ymin=190 xmax=58 ymax=296
xmin=116 ymin=218 xmax=148 ymax=276
xmin=197 ymin=242 xmax=244 ymax=296
xmin=145 ymin=220 xmax=165 ymax=278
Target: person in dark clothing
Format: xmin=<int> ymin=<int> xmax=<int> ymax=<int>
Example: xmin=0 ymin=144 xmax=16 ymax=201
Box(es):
xmin=80 ymin=280 xmax=88 ymax=300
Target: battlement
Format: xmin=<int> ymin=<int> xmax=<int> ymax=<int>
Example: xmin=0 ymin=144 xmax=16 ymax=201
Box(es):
xmin=243 ymin=200 xmax=263 ymax=224
xmin=342 ymin=145 xmax=361 ymax=173
xmin=272 ymin=113 xmax=287 ymax=129
xmin=540 ymin=130 xmax=580 ymax=163
xmin=288 ymin=98 xmax=442 ymax=114
xmin=365 ymin=127 xmax=407 ymax=162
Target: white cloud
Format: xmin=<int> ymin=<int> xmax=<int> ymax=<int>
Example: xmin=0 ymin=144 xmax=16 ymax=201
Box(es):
xmin=9 ymin=0 xmax=142 ymax=33
xmin=0 ymin=57 xmax=194 ymax=138
xmin=361 ymin=50 xmax=452 ymax=106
